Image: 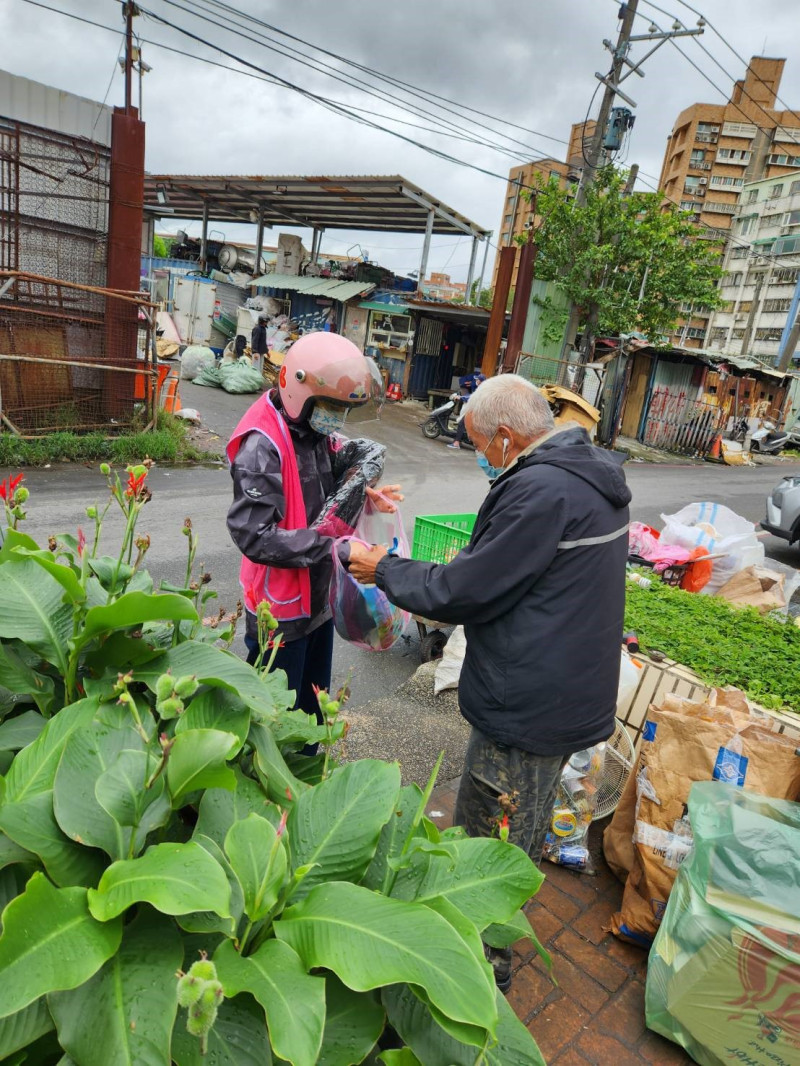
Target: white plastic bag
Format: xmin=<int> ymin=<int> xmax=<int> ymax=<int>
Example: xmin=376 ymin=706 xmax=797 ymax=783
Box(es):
xmin=434 ymin=626 xmax=466 ymax=695
xmin=180 ymin=345 xmax=216 ymax=381
xmin=659 ymin=502 xmax=764 ymax=595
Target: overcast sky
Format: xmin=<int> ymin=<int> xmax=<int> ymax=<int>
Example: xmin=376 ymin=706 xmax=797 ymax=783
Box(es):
xmin=2 ymin=0 xmax=799 ymax=282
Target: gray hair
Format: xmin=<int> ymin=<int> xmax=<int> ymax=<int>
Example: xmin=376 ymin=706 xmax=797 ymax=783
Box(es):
xmin=467 ymin=374 xmax=554 ymax=441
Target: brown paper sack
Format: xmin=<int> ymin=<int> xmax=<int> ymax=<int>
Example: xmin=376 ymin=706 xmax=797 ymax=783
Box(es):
xmin=602 ymin=766 xmax=637 ymax=882
xmin=610 ymin=689 xmax=800 ymax=947
xmin=716 ymin=565 xmax=786 ymax=614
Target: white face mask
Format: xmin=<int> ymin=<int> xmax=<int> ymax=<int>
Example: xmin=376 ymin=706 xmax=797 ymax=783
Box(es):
xmin=309 ymin=403 xmax=348 ymax=436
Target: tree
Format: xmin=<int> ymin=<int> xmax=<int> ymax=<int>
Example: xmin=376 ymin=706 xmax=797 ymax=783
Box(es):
xmin=153 ymin=234 xmax=171 ymax=258
xmin=454 ymin=281 xmax=493 ymax=308
xmin=522 ymin=166 xmax=723 ymax=347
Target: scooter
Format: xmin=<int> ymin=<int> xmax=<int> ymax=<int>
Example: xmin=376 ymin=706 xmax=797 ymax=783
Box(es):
xmin=420 ymin=394 xmax=473 ymax=447
xmin=750 ymin=420 xmax=790 ymax=455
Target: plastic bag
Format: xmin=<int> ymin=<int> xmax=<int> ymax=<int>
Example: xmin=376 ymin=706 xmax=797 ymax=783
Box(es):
xmin=180 ymin=345 xmax=216 ymax=380
xmin=434 ymin=626 xmax=466 ymax=695
xmin=329 ymin=535 xmax=410 ymax=652
xmin=646 ymin=781 xmax=800 ymax=1066
xmin=542 ymin=744 xmax=607 ymax=873
xmin=659 ymin=502 xmax=764 ymax=595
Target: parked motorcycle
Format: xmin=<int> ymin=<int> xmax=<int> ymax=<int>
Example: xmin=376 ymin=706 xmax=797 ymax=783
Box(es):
xmin=750 ymin=420 xmax=790 ymax=455
xmin=420 ymin=394 xmax=473 ymax=447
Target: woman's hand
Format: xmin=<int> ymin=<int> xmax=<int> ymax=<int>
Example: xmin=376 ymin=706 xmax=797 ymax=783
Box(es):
xmin=366 ymin=484 xmax=404 ymax=513
xmin=348 ymin=542 xmax=388 ymax=583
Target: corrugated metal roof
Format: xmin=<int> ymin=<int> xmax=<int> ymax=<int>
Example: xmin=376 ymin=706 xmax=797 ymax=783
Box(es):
xmin=249 ymin=273 xmax=374 ymax=301
xmin=0 ymin=71 xmax=112 ymax=146
xmin=142 ymin=174 xmax=491 ymax=236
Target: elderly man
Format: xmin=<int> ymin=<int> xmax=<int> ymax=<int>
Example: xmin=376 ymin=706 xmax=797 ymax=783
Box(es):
xmin=349 ymin=374 xmax=631 ymax=989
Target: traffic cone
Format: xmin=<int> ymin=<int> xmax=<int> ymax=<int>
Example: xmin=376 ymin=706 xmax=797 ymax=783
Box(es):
xmin=708 ymin=434 xmax=722 ymax=460
xmin=163 ymin=371 xmax=182 ymax=414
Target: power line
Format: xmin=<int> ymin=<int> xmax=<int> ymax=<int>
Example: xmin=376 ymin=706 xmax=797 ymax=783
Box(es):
xmin=154 ymin=0 xmax=558 ymax=166
xmin=187 ymin=0 xmax=572 ymax=153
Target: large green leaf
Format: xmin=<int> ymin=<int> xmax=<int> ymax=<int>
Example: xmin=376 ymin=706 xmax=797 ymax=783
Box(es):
xmin=0 ymin=647 xmax=54 ymax=715
xmin=0 ymin=998 xmax=54 ymax=1061
xmin=12 ymin=548 xmax=86 ymax=603
xmin=137 ymin=641 xmax=292 ymax=722
xmin=88 ymin=841 xmax=231 ymax=922
xmin=288 ymin=760 xmax=401 ymax=901
xmin=0 ymin=528 xmax=38 ymax=563
xmin=391 ymin=837 xmax=543 ymax=929
xmin=0 ymin=832 xmax=37 ymax=872
xmin=361 ymin=784 xmax=422 ymax=893
xmin=74 ymin=591 xmax=198 ymax=649
xmin=0 ymin=557 xmax=72 ymax=672
xmin=224 ymin=814 xmax=287 ymax=922
xmin=179 ymin=834 xmax=243 ymax=937
xmin=53 ymin=703 xmax=149 ymax=861
xmin=0 ymin=699 xmax=106 ymax=886
xmin=275 ymin=882 xmax=497 ymax=1036
xmin=216 ymin=938 xmax=325 ymax=1066
xmin=171 ymin=993 xmax=272 ymax=1066
xmin=482 ymin=908 xmax=552 ymax=971
xmin=383 ymin=984 xmax=546 ymax=1066
xmin=0 ymin=866 xmax=29 ymax=931
xmin=378 ymin=1051 xmax=421 ymax=1066
xmin=49 ymin=909 xmax=182 ymax=1066
xmin=0 ymin=709 xmax=46 ymax=751
xmin=249 ymin=722 xmax=308 ymax=805
xmin=194 ymin=773 xmax=279 ymax=851
xmin=318 ymin=976 xmax=384 ymax=1066
xmin=94 ymin=749 xmax=171 ymax=857
xmin=0 ymin=872 xmax=122 ymax=1017
xmin=175 ymin=690 xmax=251 ymax=755
xmin=166 ymin=729 xmax=238 ymax=807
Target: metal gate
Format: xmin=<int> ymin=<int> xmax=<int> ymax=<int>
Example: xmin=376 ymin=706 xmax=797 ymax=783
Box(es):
xmin=643 ymin=387 xmax=725 ymax=456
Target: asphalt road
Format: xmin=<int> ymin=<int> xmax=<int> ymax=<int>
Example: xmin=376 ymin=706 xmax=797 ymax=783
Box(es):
xmin=6 ymin=383 xmax=800 ymax=709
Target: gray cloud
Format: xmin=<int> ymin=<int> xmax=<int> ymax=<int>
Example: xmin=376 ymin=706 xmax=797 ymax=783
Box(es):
xmin=1 ymin=0 xmax=799 ymax=280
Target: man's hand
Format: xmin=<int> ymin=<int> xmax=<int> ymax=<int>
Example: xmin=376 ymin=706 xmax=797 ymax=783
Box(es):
xmin=366 ymin=484 xmax=404 ymax=513
xmin=348 ymin=542 xmax=388 ymax=584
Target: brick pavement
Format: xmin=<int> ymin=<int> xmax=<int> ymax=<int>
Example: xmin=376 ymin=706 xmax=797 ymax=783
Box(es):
xmin=427 ymin=778 xmax=693 ymax=1066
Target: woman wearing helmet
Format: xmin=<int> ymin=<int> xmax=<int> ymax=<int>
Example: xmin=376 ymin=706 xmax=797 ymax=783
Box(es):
xmin=226 ymin=332 xmax=401 ymax=749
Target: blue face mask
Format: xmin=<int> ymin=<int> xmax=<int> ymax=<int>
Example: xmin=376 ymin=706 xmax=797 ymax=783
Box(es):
xmin=475 ymin=429 xmax=507 ymax=480
xmin=309 ymin=403 xmax=347 ymax=436
xmin=475 ymin=451 xmax=503 ymax=480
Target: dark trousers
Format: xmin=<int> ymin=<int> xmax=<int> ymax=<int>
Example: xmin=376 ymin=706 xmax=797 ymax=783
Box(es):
xmin=245 ymin=618 xmax=334 ymax=755
xmin=454 ymin=727 xmax=568 ymax=863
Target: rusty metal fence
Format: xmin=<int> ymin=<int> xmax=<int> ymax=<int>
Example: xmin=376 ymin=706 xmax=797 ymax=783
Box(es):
xmin=0 ymin=271 xmax=157 ymax=436
xmin=642 ymin=387 xmax=726 ymax=457
xmin=516 ymin=351 xmax=604 ymax=408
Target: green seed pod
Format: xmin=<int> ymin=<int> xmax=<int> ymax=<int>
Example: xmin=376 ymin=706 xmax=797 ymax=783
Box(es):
xmin=99 ymin=463 xmax=111 ymax=476
xmin=188 ymin=959 xmax=217 ymax=982
xmin=186 ymin=1011 xmax=211 ymax=1037
xmin=155 ymin=674 xmax=174 ymax=701
xmin=157 ymin=696 xmax=184 ymax=719
xmin=197 ymin=984 xmax=222 ymax=1011
xmin=174 ymin=675 xmax=200 ymax=699
xmin=176 ymin=973 xmax=203 ymax=1008
xmin=86 ymin=505 xmax=97 ymax=519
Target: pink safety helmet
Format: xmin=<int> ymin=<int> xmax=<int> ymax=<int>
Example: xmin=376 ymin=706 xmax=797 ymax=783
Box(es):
xmin=278 ymin=332 xmax=384 ymax=421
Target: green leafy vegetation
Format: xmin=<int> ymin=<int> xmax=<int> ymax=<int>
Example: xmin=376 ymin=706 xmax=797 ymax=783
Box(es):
xmin=0 ymin=411 xmax=209 ymax=468
xmin=625 ymin=579 xmax=800 ymax=712
xmin=0 ymin=469 xmax=547 ymax=1065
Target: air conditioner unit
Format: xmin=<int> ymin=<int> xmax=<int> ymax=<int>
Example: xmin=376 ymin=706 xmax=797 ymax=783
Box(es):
xmin=699 ymin=177 xmax=708 ymax=184
xmin=711 ymin=126 xmax=720 ymax=133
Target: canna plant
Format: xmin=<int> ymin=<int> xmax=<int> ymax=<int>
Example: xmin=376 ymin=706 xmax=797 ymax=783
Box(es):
xmin=0 ymin=467 xmax=548 ymax=1065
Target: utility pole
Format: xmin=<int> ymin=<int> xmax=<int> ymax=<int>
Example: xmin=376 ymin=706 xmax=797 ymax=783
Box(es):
xmin=558 ymin=3 xmax=704 ymax=373
xmin=123 ymin=1 xmax=136 ymax=113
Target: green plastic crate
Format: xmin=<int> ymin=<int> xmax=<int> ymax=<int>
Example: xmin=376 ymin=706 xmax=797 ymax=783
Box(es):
xmin=412 ymin=513 xmax=477 ymax=565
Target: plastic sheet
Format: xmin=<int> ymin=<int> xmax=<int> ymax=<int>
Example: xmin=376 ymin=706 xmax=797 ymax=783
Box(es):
xmin=646 ymin=781 xmax=800 ymax=1066
xmin=660 ymin=502 xmax=764 ymax=595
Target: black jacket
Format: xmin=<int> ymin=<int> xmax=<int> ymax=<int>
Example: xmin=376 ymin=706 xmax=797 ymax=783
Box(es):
xmin=376 ymin=427 xmax=631 ymax=755
xmin=251 ymin=324 xmax=268 ymax=356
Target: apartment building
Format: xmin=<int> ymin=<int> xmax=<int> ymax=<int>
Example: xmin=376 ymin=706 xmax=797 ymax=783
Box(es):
xmin=659 ymin=56 xmax=800 ymax=347
xmin=493 ymin=121 xmax=595 ymax=290
xmin=704 ymin=173 xmax=800 ymax=367
xmin=419 ymin=271 xmax=467 ymax=302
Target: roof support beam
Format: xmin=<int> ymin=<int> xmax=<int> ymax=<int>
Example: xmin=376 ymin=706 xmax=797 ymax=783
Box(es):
xmin=199 ymin=199 xmax=209 ymax=271
xmin=464 ymin=235 xmax=479 ymax=305
xmin=475 ymin=231 xmax=492 ymax=300
xmin=401 ymin=185 xmax=481 ymax=238
xmin=417 ymin=209 xmax=435 ymax=292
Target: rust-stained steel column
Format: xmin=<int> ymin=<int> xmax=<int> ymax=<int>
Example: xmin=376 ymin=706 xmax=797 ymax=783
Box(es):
xmin=503 ymin=237 xmax=537 ymax=372
xmin=481 ymin=245 xmax=515 ymax=378
xmin=104 ymin=106 xmax=145 ymax=417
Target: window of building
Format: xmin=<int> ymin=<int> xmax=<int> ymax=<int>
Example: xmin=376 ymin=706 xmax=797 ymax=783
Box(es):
xmin=755 ymin=327 xmax=783 ymax=342
xmin=761 ymin=213 xmax=782 ymax=227
xmin=764 ymin=298 xmax=792 ymax=313
xmin=769 ymin=154 xmax=800 ymax=167
xmin=775 ymin=267 xmax=800 ymax=284
xmin=721 ymin=272 xmax=744 ymax=287
xmin=690 ymin=149 xmax=706 ymax=166
xmin=731 ymin=329 xmax=745 ymax=340
xmin=549 ymin=170 xmax=562 ymax=181
xmin=791 ymin=179 xmax=800 ymax=194
xmin=773 ymin=235 xmax=800 ymax=255
xmin=784 ymin=209 xmax=800 ymax=226
xmin=684 ymin=327 xmax=706 ymax=340
xmin=684 ymin=175 xmax=703 ymax=188
xmin=680 ymin=200 xmax=698 ymax=212
xmin=504 ymin=214 xmax=512 ymax=223
xmin=710 ymin=175 xmax=744 ymax=187
xmin=747 ymin=189 xmax=759 ymax=203
xmin=738 ymin=216 xmax=757 ymax=235
xmin=737 ymin=301 xmax=753 ymax=313
xmin=710 ymin=327 xmax=729 ymax=343
xmin=770 ymin=184 xmax=785 ymax=198
xmin=730 ymin=247 xmax=750 ymax=259
xmin=501 ymin=231 xmax=510 ymax=242
xmin=717 ymin=148 xmax=751 ymax=162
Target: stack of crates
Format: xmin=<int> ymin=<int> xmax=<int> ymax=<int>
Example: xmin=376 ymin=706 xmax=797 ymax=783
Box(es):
xmin=411 ymin=513 xmax=476 ymax=565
